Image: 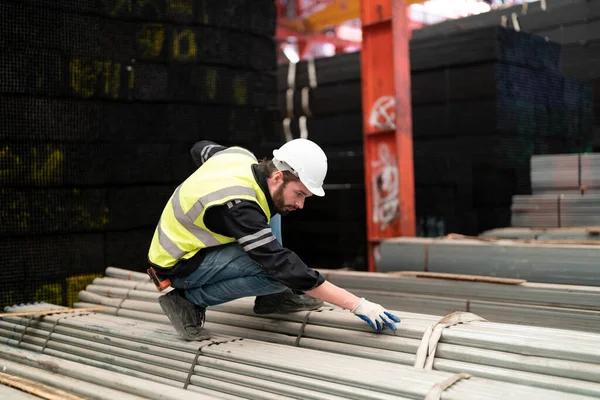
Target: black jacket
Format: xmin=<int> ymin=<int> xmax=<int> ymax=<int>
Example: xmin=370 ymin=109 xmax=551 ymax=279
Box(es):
xmin=157 ymin=141 xmax=324 ymax=292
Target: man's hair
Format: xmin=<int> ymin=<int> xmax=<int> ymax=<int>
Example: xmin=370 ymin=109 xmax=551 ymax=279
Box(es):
xmin=257 ymin=159 xmax=299 ymax=184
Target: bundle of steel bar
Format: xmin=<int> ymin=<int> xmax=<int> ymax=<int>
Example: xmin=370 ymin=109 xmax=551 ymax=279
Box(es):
xmin=511 ymin=194 xmax=600 ymax=228
xmin=481 ymin=227 xmax=600 ymax=240
xmin=26 ymin=267 xmax=599 ymax=398
xmin=509 ymin=153 xmax=600 ymax=228
xmin=82 ymin=267 xmax=600 ymax=333
xmin=374 ymin=235 xmax=600 ymax=286
xmin=3 ymin=304 xmax=594 ymax=400
xmin=530 ymin=154 xmax=600 ymax=195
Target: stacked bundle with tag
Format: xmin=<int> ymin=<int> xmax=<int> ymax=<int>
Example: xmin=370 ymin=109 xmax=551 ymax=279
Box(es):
xmin=276 ymin=26 xmax=593 ymax=270
xmin=0 ymin=0 xmax=279 ymax=306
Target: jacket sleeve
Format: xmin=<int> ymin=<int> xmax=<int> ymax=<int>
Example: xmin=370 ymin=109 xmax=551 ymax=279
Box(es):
xmin=190 ymin=141 xmax=227 ymax=168
xmin=204 ymin=200 xmax=325 ymax=292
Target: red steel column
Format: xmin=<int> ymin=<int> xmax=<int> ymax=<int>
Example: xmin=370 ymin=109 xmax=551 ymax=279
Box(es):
xmin=360 ymin=0 xmax=415 ymax=272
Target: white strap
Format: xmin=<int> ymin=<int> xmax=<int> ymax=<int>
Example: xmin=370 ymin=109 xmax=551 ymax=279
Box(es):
xmin=286 ymin=88 xmax=295 ymax=118
xmin=511 ymin=12 xmax=521 ymax=31
xmin=425 ymin=373 xmax=472 ymax=400
xmin=414 ymin=312 xmax=487 ymax=370
xmin=308 ymin=58 xmax=318 ymax=88
xmin=299 ymin=116 xmax=308 ymax=139
xmin=541 ymin=0 xmax=547 ymax=11
xmin=521 ymin=1 xmax=528 ymax=14
xmin=301 ymin=87 xmax=312 ymax=117
xmin=500 ymin=15 xmax=508 ymax=28
xmin=283 ymin=118 xmax=293 ymax=142
xmin=287 ymin=62 xmax=296 ymax=89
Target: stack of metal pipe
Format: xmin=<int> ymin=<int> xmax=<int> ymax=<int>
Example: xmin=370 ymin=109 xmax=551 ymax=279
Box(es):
xmin=3 ymin=302 xmax=595 ymax=399
xmin=375 ymin=236 xmax=600 ymax=286
xmin=530 ymin=154 xmax=600 ymax=195
xmin=511 ymin=153 xmax=600 ymax=227
xmin=319 ymin=268 xmax=600 ymax=334
xmin=480 ymin=227 xmax=600 ymax=241
xmin=8 ymin=267 xmax=594 ymax=398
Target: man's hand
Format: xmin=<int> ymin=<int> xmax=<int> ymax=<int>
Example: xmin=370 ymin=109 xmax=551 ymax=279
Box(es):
xmin=351 ymin=298 xmax=401 ymax=332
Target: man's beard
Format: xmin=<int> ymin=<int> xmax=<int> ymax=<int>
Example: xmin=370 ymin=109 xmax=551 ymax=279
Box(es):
xmin=273 ymin=184 xmax=292 ymax=216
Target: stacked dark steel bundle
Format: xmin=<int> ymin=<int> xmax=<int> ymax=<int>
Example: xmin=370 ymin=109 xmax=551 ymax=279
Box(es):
xmin=276 ymin=53 xmax=366 ymax=270
xmin=412 ymin=0 xmax=600 ymax=150
xmin=0 ymin=0 xmax=278 ymax=306
xmin=277 ymin=26 xmax=593 ymax=270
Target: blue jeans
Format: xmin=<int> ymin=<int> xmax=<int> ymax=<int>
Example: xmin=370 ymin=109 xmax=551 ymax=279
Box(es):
xmin=171 ymin=214 xmax=286 ymax=308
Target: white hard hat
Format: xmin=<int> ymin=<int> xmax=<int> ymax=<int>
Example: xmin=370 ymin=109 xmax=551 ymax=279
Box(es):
xmin=272 ymin=138 xmax=328 ymax=197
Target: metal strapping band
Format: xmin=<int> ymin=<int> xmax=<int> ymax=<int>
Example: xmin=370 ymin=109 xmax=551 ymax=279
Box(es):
xmin=578 ymin=152 xmax=583 ymax=193
xmin=511 ymin=12 xmax=521 ymax=31
xmin=299 ymin=116 xmax=308 ymax=139
xmin=414 ymin=312 xmax=487 ymax=370
xmin=41 ymin=315 xmax=72 ymax=353
xmin=183 ymin=337 xmax=244 ymax=389
xmin=283 ymin=118 xmax=293 ymax=142
xmin=286 ymin=88 xmax=295 ymax=118
xmin=287 ymin=61 xmax=296 ymax=89
xmin=183 ymin=346 xmax=204 ymax=389
xmin=557 ymin=194 xmax=564 ymax=228
xmin=541 ymin=0 xmax=547 ymax=11
xmin=301 ymin=87 xmax=312 ymax=116
xmin=425 ymin=373 xmax=472 ymax=400
xmin=500 ymin=15 xmax=508 ymax=28
xmin=521 ymin=1 xmax=528 ymax=14
xmin=423 ymin=243 xmax=431 ymax=272
xmin=17 ymin=317 xmax=34 ymax=347
xmin=295 ymin=311 xmax=316 ymax=347
xmin=115 ymin=298 xmax=127 ymax=315
xmin=308 ymin=58 xmax=318 ymax=88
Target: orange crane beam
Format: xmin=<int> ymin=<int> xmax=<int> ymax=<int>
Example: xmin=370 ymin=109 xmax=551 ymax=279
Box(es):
xmin=360 ymin=0 xmax=416 ymax=272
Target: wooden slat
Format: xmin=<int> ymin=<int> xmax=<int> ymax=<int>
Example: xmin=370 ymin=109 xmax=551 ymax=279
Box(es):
xmin=387 ymin=271 xmax=526 ymax=284
xmin=0 ymin=372 xmax=85 ymax=400
xmin=0 ymin=306 xmax=106 ymax=318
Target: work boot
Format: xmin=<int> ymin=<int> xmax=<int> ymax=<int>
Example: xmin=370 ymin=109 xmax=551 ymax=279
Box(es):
xmin=253 ymin=288 xmax=324 ymax=314
xmin=158 ymin=289 xmax=211 ymax=341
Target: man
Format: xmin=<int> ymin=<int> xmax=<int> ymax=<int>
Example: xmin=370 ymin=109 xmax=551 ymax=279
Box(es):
xmin=147 ymin=138 xmax=400 ymax=340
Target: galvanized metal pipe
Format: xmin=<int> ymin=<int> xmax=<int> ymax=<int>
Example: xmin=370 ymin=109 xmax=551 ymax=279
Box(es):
xmin=375 ymin=237 xmax=600 ymax=286
xmin=68 ymin=287 xmax=600 ymax=397
xmin=0 ymin=321 xmax=351 ymax=400
xmin=87 ymin=276 xmax=600 ymax=334
xmin=0 ymin=343 xmax=213 ymax=400
xmin=0 ymin=357 xmax=148 ymax=400
xmin=1 ymin=304 xmax=593 ymax=400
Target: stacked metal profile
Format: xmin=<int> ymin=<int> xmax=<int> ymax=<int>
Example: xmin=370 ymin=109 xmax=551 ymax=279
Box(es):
xmin=3 ymin=299 xmax=598 ymax=399
xmin=511 ymin=153 xmax=600 ymax=227
xmin=7 ymin=268 xmax=600 ymax=398
xmin=375 ymin=235 xmax=600 ymax=286
xmin=413 ymin=0 xmax=600 ymax=150
xmin=0 ymin=0 xmax=279 ymax=307
xmin=319 ymin=268 xmax=600 ymax=334
xmin=481 ymin=226 xmax=600 ymax=240
xmin=276 ymin=27 xmax=593 ymax=272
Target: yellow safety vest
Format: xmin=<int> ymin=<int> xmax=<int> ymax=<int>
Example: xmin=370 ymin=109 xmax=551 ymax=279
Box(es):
xmin=148 ymin=147 xmax=271 ymax=269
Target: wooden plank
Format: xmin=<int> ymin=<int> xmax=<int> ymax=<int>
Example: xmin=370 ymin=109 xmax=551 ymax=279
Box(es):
xmin=0 ymin=372 xmax=85 ymax=400
xmin=388 ymin=271 xmax=526 ymax=285
xmin=0 ymin=306 xmax=106 ymax=318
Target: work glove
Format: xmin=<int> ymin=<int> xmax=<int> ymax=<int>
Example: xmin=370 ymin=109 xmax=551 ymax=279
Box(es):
xmin=351 ymin=298 xmax=401 ymax=332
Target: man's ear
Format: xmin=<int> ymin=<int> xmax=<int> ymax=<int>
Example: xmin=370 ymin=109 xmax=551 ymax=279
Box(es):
xmin=271 ymin=170 xmax=283 ymax=183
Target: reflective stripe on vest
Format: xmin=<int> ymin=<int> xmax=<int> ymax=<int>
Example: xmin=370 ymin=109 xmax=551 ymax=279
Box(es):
xmin=148 ymin=147 xmax=270 ymax=268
